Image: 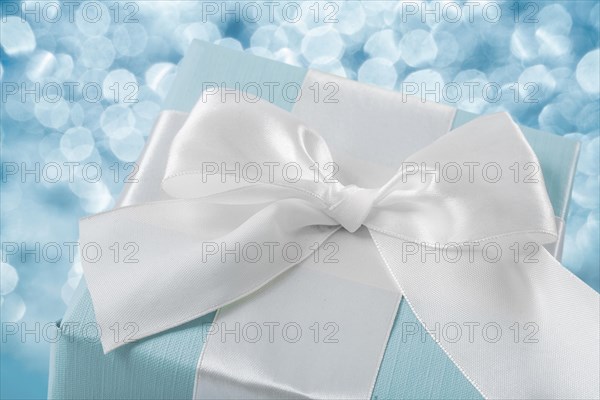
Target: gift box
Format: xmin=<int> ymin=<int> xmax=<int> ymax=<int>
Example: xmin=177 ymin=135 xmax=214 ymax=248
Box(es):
xmin=48 ymin=41 xmax=597 ymax=400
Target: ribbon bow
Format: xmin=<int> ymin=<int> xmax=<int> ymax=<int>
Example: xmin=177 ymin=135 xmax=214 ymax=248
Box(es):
xmin=81 ymin=94 xmax=599 ymax=399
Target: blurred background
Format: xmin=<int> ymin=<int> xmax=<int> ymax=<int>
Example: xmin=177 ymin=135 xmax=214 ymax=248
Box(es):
xmin=0 ymin=1 xmax=598 ymax=398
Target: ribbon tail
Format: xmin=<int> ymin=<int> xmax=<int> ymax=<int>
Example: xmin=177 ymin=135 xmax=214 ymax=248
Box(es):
xmin=370 ymin=231 xmax=600 ymax=400
xmin=80 ymin=198 xmax=338 ymax=353
xmin=194 ymin=227 xmax=402 ymax=399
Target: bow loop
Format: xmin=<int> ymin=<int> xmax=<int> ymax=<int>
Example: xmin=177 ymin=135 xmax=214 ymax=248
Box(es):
xmin=161 ymin=91 xmax=342 ymax=204
xmin=366 ymin=113 xmax=558 ymax=245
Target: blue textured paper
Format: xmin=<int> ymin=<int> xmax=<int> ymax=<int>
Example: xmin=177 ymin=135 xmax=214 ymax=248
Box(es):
xmin=49 ymin=41 xmax=579 ymax=400
xmin=49 ymin=284 xmax=215 ymax=400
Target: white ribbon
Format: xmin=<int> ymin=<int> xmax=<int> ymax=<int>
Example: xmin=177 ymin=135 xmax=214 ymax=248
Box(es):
xmin=81 ymin=93 xmax=599 ymax=399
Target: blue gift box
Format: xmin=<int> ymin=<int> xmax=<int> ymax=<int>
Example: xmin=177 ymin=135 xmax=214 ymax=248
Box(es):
xmin=48 ymin=41 xmax=580 ymax=400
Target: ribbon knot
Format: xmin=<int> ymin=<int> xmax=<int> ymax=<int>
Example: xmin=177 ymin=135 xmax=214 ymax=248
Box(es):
xmin=326 ymin=185 xmax=378 ymax=233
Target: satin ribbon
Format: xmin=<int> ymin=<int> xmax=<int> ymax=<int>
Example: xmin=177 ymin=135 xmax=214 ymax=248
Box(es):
xmin=81 ymin=93 xmax=599 ymax=399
